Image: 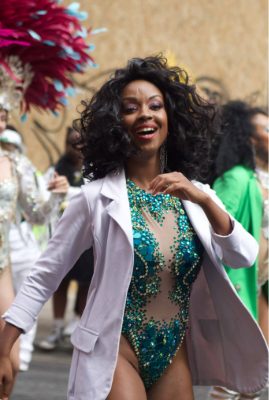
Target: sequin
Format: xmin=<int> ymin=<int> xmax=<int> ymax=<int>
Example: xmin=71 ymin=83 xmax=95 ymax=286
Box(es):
xmin=122 ymin=179 xmax=203 ymax=389
xmin=0 ymin=176 xmax=18 ymax=270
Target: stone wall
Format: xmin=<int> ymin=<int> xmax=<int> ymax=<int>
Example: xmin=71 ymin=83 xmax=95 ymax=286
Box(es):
xmin=11 ymin=0 xmax=267 ymax=171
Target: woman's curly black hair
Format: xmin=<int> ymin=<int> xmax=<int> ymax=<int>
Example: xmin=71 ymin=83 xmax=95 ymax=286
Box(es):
xmin=211 ymin=100 xmax=267 ymax=182
xmin=74 ymin=55 xmax=217 ymax=181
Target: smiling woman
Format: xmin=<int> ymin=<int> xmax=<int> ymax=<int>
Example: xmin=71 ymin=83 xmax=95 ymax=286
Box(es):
xmin=121 ymin=80 xmax=168 ymax=168
xmin=0 ymin=56 xmax=267 ymax=400
xmin=77 ymin=56 xmax=216 ymax=183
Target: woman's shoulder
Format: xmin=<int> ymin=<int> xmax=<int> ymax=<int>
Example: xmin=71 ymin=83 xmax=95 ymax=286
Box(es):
xmin=212 ymin=165 xmax=256 ymax=201
xmin=222 ymin=165 xmax=253 ymax=179
xmin=10 ymin=151 xmax=33 ymax=169
xmin=213 ymin=166 xmax=254 ymax=189
xmin=81 ymin=176 xmax=106 ymax=199
xmin=0 ymin=150 xmax=26 ymax=172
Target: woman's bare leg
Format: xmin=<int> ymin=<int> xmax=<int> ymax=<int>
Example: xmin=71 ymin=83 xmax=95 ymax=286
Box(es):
xmin=147 ymin=340 xmax=194 ymax=400
xmin=0 ymin=266 xmax=20 ymax=388
xmin=107 ymin=336 xmax=147 ymax=400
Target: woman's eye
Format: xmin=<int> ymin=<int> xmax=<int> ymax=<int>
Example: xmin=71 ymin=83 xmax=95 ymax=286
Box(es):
xmin=122 ymin=105 xmax=137 ymax=114
xmin=150 ymin=103 xmax=163 ymax=110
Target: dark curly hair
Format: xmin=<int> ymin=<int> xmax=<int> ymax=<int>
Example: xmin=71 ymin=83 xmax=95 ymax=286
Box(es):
xmin=211 ymin=100 xmax=267 ymax=182
xmin=74 ymin=55 xmax=217 ymax=181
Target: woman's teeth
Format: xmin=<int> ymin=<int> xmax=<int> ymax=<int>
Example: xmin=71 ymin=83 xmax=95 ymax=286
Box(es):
xmin=136 ymin=128 xmax=156 ymax=135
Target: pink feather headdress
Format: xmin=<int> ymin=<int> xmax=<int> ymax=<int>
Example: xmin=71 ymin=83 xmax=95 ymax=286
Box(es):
xmin=0 ymin=0 xmax=96 ymax=114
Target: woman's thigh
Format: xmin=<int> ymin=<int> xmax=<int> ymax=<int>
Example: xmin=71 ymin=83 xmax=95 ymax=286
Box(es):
xmin=147 ymin=340 xmax=194 ymax=400
xmin=107 ymin=353 xmax=147 ymax=400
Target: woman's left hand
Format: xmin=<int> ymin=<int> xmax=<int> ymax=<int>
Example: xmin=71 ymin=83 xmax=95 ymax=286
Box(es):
xmin=149 ymin=172 xmax=232 ymax=235
xmin=149 ymin=172 xmax=208 ymax=205
xmin=47 ymin=172 xmax=69 ymax=194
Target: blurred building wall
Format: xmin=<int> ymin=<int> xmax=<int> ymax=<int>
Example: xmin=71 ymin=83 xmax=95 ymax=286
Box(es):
xmin=11 ymin=0 xmax=267 ymax=171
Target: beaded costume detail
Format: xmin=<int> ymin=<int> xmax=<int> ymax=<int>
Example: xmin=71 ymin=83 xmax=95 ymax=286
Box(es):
xmin=122 ymin=179 xmax=203 ymax=388
xmin=0 ymin=149 xmax=61 ymax=271
xmin=0 ymin=175 xmax=18 ymax=271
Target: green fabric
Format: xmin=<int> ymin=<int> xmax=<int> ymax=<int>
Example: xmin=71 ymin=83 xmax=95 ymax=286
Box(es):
xmin=213 ymin=165 xmax=263 ymax=319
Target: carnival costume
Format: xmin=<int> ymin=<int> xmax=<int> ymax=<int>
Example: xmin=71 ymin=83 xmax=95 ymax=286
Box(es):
xmin=123 ymin=179 xmax=203 ymax=387
xmin=0 ymin=0 xmax=95 ymax=114
xmin=0 ymin=148 xmax=63 ymax=272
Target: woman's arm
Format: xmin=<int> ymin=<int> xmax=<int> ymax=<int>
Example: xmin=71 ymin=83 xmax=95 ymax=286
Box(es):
xmin=16 ymin=154 xmax=68 ymax=225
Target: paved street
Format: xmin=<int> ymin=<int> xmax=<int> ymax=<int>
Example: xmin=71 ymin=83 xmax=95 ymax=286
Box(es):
xmin=11 ymin=298 xmax=268 ymax=400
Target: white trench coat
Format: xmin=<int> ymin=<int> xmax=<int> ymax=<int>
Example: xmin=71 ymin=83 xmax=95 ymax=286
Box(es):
xmin=4 ymin=169 xmax=268 ymax=400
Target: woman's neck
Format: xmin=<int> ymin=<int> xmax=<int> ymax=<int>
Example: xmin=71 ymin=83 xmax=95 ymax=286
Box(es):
xmin=126 ymin=155 xmax=161 ymax=191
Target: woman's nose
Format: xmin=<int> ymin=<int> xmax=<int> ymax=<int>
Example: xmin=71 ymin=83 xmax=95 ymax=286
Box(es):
xmin=139 ymin=114 xmax=152 ymax=122
xmin=138 ymin=105 xmax=152 ymax=120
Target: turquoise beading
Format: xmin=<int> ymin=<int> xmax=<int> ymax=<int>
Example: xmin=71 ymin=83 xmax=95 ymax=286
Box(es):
xmin=122 ymin=179 xmax=203 ymax=388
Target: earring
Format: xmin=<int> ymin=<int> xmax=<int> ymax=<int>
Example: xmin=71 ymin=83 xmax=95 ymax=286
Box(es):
xmin=160 ymin=142 xmax=167 ymax=173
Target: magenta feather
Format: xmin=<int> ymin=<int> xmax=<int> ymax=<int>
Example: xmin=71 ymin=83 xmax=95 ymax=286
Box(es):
xmin=0 ymin=0 xmax=95 ymax=112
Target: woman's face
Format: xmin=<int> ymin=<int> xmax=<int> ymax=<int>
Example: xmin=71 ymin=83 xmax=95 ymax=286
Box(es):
xmin=251 ymin=113 xmax=269 ymax=163
xmin=0 ymin=110 xmax=8 ymax=134
xmin=121 ymin=80 xmax=168 ymax=159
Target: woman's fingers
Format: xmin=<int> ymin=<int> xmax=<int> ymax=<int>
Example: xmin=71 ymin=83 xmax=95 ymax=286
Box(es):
xmin=149 ymin=172 xmax=182 ymax=195
xmin=162 ymin=182 xmax=181 ymax=195
xmin=0 ymin=358 xmax=13 ymax=400
xmin=48 ymin=176 xmax=69 ymax=193
xmin=148 ymin=172 xmax=205 ymax=203
xmin=2 ymin=378 xmax=13 ymax=400
xmin=149 ymin=175 xmax=163 ymax=194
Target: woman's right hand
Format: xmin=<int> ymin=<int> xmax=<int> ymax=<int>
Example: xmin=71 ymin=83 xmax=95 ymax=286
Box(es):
xmin=0 ymin=322 xmax=22 ymax=400
xmin=47 ymin=172 xmax=69 ymax=194
xmin=0 ymin=355 xmax=13 ymax=400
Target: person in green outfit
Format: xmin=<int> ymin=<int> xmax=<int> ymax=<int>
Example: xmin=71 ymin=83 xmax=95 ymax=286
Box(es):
xmin=209 ymin=100 xmax=268 ymax=400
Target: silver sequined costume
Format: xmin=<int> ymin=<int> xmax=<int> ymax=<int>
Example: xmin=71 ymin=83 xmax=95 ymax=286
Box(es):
xmin=0 ymin=148 xmax=63 ymax=271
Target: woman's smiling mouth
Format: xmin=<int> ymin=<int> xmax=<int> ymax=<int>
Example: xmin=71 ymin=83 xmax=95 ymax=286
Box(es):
xmin=134 ymin=124 xmax=158 ymax=139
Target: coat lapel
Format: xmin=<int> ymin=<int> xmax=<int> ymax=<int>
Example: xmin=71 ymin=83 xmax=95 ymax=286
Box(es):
xmin=100 ymin=169 xmax=133 ymax=249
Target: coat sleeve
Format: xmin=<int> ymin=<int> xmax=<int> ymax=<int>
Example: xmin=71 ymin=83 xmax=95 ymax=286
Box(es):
xmin=198 ymin=182 xmax=259 ymax=269
xmin=2 ymin=190 xmax=93 ymax=332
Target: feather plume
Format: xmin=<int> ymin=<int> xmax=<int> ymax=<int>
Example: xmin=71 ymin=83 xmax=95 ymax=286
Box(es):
xmin=0 ymin=0 xmax=95 ymax=112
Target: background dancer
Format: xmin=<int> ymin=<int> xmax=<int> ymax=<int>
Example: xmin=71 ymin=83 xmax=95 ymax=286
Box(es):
xmin=209 ymin=100 xmax=268 ymax=400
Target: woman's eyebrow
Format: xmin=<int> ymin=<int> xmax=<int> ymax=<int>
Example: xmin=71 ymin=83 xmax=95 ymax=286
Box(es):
xmin=122 ymin=96 xmax=139 ymax=101
xmin=122 ymin=94 xmax=162 ymax=101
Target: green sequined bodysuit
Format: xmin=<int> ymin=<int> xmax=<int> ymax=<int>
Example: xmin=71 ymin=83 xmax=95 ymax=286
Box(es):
xmin=122 ymin=179 xmax=204 ymax=389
